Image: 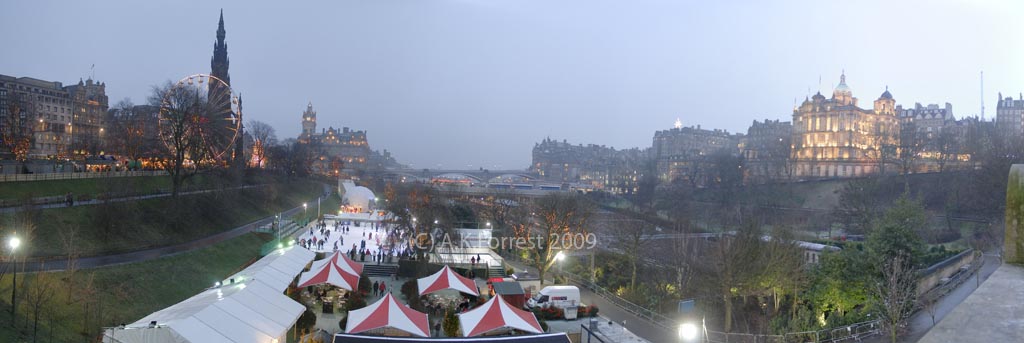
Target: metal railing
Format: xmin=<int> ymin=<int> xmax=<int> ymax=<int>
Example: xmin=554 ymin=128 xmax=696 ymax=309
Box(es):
xmin=0 ymin=170 xmax=167 ymax=182
xmin=556 ymin=268 xmax=882 ymax=343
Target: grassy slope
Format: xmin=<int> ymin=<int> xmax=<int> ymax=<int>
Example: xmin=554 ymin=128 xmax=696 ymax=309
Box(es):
xmin=2 ymin=180 xmax=322 ymax=257
xmin=0 ymin=176 xmax=171 ymax=201
xmin=0 ymin=233 xmax=269 ymax=342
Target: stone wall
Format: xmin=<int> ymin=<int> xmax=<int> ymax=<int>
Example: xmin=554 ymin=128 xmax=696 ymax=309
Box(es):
xmin=1005 ymin=164 xmax=1024 ymax=264
xmin=916 ymin=249 xmax=975 ymax=296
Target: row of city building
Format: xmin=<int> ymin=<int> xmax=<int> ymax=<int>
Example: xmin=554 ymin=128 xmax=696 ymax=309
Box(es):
xmin=296 ymin=101 xmax=402 ymax=175
xmin=0 ymin=10 xmax=400 ymax=175
xmin=533 ymin=73 xmax=1023 ymax=193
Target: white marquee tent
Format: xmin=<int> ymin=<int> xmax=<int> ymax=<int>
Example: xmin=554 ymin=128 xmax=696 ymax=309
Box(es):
xmin=102 ymin=246 xmax=315 ymax=343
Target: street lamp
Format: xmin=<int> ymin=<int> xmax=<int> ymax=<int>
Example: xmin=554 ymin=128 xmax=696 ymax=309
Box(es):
xmin=678 ymin=323 xmax=698 ymax=341
xmin=555 ymin=251 xmax=565 ymax=274
xmin=9 ymin=235 xmax=21 ymax=317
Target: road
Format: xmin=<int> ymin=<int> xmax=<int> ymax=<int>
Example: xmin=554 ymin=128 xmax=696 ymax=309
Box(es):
xmin=502 ymin=258 xmax=674 ymax=343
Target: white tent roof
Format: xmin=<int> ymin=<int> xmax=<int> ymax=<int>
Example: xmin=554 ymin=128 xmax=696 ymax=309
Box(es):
xmin=345 ymin=293 xmax=430 ymax=337
xmin=297 ymin=252 xmax=361 ymax=290
xmin=103 ymin=246 xmax=315 ymax=343
xmin=340 ymin=180 xmax=375 ymax=210
xmin=227 ymin=244 xmax=316 ymax=292
xmin=458 ymin=295 xmax=543 ymax=337
xmin=417 ymin=265 xmax=479 ymax=296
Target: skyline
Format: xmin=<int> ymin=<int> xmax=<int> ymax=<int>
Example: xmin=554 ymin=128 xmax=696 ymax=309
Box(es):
xmin=2 ymin=0 xmax=1023 ymax=169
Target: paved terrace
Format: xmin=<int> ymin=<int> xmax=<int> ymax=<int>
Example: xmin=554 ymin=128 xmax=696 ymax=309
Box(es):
xmin=918 ymin=263 xmax=1024 ymax=342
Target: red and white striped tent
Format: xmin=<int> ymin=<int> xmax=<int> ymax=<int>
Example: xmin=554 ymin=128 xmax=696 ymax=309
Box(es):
xmin=417 ymin=265 xmax=479 ymax=296
xmin=296 ymin=252 xmax=361 ymax=290
xmin=458 ymin=295 xmax=544 ymax=337
xmin=345 ymin=293 xmax=430 ymax=337
xmin=310 ymin=251 xmax=363 ymax=276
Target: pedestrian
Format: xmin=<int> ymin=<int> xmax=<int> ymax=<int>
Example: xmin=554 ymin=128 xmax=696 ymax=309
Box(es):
xmin=379 ymin=281 xmax=386 ymax=295
xmin=373 ymin=281 xmax=379 ymax=297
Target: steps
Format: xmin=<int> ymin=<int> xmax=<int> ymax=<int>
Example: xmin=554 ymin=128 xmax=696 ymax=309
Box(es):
xmin=362 ymin=264 xmax=398 ymax=278
xmin=488 ymin=264 xmax=506 ymax=278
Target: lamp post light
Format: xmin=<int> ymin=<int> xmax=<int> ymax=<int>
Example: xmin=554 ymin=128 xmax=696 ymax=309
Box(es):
xmin=678 ymin=322 xmax=699 ymax=342
xmin=555 ymin=251 xmax=565 ymax=274
xmin=9 ymin=235 xmax=21 ymax=318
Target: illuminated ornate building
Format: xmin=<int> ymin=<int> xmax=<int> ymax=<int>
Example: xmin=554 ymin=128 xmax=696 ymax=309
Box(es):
xmin=296 ymin=102 xmax=372 ymax=174
xmin=791 ymin=73 xmax=899 ymax=178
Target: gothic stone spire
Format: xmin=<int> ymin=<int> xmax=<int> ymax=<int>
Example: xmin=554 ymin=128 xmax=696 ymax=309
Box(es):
xmin=211 ymin=9 xmax=230 ymax=86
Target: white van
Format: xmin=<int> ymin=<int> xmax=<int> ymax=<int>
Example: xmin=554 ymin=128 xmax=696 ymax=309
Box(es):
xmin=526 ymin=285 xmax=580 ymax=310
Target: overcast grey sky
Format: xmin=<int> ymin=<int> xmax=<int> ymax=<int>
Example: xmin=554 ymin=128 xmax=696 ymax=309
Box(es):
xmin=2 ymin=0 xmax=1022 ymax=169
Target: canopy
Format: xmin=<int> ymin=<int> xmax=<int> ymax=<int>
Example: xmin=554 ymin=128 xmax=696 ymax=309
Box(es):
xmin=345 ymin=293 xmax=430 ymax=337
xmin=102 ymin=245 xmax=314 ymax=343
xmin=310 ymin=251 xmax=364 ymax=276
xmin=297 ymin=252 xmax=361 ymax=290
xmin=458 ymin=295 xmax=543 ymax=337
xmin=227 ymin=244 xmax=315 ymax=292
xmin=417 ymin=265 xmax=479 ymax=296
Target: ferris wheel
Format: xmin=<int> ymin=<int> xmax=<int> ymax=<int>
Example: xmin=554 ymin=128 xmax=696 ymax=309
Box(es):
xmin=158 ymin=74 xmax=241 ymax=163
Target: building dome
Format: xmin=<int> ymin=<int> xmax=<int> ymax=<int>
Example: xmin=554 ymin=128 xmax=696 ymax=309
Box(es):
xmin=833 ymin=73 xmax=852 ymax=96
xmin=338 ymin=180 xmax=376 ymax=211
xmin=879 ymin=87 xmax=893 ymax=100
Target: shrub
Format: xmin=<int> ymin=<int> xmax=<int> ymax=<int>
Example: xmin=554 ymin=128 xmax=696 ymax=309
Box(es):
xmin=578 ymin=305 xmax=599 ymax=317
xmin=358 ymin=273 xmax=372 ymax=295
xmin=532 ymin=306 xmax=564 ymax=320
xmin=295 ymin=309 xmax=317 ymax=333
xmin=443 ymin=310 xmax=460 ymax=337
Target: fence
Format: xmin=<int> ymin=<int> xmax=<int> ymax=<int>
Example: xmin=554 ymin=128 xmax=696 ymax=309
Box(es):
xmin=555 ymin=269 xmax=882 ymax=343
xmin=0 ymin=170 xmax=167 ymax=182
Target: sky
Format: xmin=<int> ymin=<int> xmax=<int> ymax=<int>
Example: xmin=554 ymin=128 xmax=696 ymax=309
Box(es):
xmin=2 ymin=0 xmax=1023 ymax=170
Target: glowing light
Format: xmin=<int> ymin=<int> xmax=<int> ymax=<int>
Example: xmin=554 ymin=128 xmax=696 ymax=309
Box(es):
xmin=678 ymin=323 xmax=698 ymax=340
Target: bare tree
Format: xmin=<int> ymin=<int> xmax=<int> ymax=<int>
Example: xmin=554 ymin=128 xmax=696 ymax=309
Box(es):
xmin=150 ymin=79 xmax=233 ymax=197
xmin=691 ymin=224 xmax=763 ymax=332
xmin=23 ymin=267 xmax=58 ymax=341
xmin=934 ymin=129 xmax=959 ymax=173
xmin=872 ymin=254 xmax=918 ymax=343
xmin=608 ymin=218 xmax=652 ymax=290
xmin=479 ymin=188 xmax=521 ymax=238
xmin=246 ymin=120 xmax=276 ymax=169
xmin=107 ymin=98 xmax=151 ymax=161
xmin=918 ymin=291 xmax=939 ymax=326
xmin=1 ymin=91 xmax=33 ymax=167
xmin=513 ymin=193 xmax=593 ymax=285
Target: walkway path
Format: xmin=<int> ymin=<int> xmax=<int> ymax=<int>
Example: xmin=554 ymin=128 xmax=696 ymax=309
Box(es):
xmin=502 ymin=258 xmax=670 ymax=343
xmin=0 ymin=184 xmax=264 ymax=214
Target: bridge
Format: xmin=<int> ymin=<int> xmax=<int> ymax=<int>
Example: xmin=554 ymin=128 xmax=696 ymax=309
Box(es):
xmin=381 ymin=168 xmax=540 ymax=184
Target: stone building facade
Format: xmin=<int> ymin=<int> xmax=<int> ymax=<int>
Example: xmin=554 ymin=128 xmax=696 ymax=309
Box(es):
xmin=0 ymin=74 xmax=108 ymax=161
xmin=296 ymin=102 xmax=372 ymax=174
xmin=790 ymin=73 xmax=899 ymax=178
xmin=651 ymin=122 xmax=742 ymax=183
xmin=996 ymin=92 xmax=1024 ymax=137
xmin=531 ymin=138 xmax=647 ymax=194
xmin=743 ymin=119 xmax=792 ymax=182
